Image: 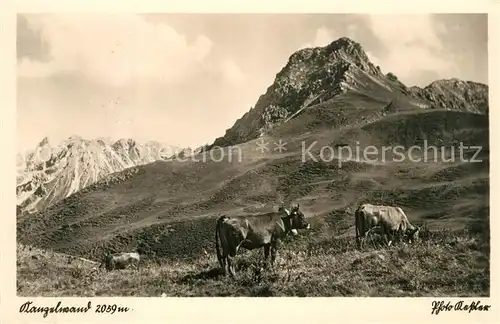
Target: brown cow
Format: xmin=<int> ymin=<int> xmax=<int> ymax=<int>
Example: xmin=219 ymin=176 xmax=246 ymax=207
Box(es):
xmin=355 ymin=203 xmax=419 ymax=249
xmin=215 ymin=204 xmax=310 ymax=277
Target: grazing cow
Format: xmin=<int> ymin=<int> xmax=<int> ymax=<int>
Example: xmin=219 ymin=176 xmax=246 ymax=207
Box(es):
xmin=99 ymin=252 xmax=141 ymax=271
xmin=355 ymin=203 xmax=419 ymax=249
xmin=215 ymin=204 xmax=311 ymax=277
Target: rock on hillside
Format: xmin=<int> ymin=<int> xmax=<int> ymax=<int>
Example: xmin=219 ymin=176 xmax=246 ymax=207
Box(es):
xmin=210 ymin=37 xmax=488 ymax=148
xmin=170 ymin=143 xmax=212 ymax=159
xmin=16 ymin=136 xmax=181 ymax=214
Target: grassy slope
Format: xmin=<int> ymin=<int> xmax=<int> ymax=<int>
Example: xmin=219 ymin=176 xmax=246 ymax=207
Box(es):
xmin=17 ymin=92 xmax=490 ymax=296
xmin=18 ymin=227 xmax=489 ymax=297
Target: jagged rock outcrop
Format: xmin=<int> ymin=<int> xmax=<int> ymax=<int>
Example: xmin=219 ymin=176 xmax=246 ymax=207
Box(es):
xmin=16 ymin=136 xmax=181 ymax=214
xmin=210 ymin=37 xmax=488 ymax=148
xmin=409 ymin=78 xmax=488 ymax=114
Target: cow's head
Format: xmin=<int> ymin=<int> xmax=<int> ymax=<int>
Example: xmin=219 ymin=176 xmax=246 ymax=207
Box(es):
xmin=405 ymin=226 xmax=420 ymax=243
xmin=288 ymin=204 xmax=311 ymax=233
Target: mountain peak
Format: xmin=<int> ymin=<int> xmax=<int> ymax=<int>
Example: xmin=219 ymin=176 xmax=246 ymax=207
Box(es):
xmin=68 ymin=135 xmax=83 ymax=141
xmin=211 ymin=37 xmax=388 ymax=147
xmin=112 ymin=138 xmax=138 ymax=149
xmin=210 ymin=37 xmax=488 ymax=148
xmin=289 ymin=37 xmax=368 ymax=65
xmin=325 ymin=36 xmax=362 ymax=51
xmin=338 ymin=36 xmax=358 ymax=44
xmin=37 ymin=137 xmax=50 ymax=147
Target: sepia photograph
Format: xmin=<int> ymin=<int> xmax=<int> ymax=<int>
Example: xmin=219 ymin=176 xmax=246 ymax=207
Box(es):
xmin=15 ymin=12 xmax=490 ymax=299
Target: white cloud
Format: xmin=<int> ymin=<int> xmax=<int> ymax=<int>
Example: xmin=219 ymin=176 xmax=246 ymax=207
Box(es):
xmin=17 ymin=14 xmax=216 ymax=86
xmin=300 ymin=26 xmax=338 ymax=49
xmin=300 ymin=23 xmax=366 ymax=50
xmin=365 ymin=15 xmax=456 ymax=84
xmin=295 ymin=17 xmax=457 ymax=86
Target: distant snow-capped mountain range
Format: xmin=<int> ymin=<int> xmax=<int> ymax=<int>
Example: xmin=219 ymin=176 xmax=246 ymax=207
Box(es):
xmin=16 ymin=136 xmax=183 ymax=214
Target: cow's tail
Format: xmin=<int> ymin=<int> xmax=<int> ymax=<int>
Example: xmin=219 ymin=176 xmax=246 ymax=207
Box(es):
xmin=355 ymin=206 xmax=364 ymax=248
xmin=215 ymin=215 xmax=227 ymax=269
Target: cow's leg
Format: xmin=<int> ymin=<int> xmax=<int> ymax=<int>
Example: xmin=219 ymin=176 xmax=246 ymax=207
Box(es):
xmin=230 ymin=254 xmax=237 ymax=278
xmin=359 ymin=232 xmax=366 ymax=250
xmin=263 ymin=244 xmax=271 ymax=269
xmin=227 ymin=255 xmax=236 ymax=278
xmin=386 ymin=232 xmax=392 ymax=246
xmin=221 ymin=252 xmax=228 ymax=275
xmin=226 ymin=240 xmax=239 ymax=278
xmin=270 ymin=239 xmax=281 ymax=269
xmin=382 ymin=235 xmax=389 ymax=247
xmin=381 ymin=228 xmax=390 ymax=247
xmin=394 ymin=231 xmax=402 ymax=245
xmin=387 ymin=230 xmax=396 ymax=247
xmin=393 ymin=230 xmax=400 ymax=245
xmin=230 ymin=239 xmax=240 ymax=278
xmin=222 ymin=258 xmax=227 ymax=275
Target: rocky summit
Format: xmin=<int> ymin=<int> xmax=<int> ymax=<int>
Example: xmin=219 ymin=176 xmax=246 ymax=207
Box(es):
xmin=211 ymin=37 xmax=488 ymax=148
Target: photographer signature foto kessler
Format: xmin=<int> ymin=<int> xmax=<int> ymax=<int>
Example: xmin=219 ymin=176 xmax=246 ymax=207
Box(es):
xmin=431 ymin=300 xmax=491 ymax=315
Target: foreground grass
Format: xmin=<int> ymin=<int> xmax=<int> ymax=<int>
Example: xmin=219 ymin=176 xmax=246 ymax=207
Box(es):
xmin=17 ymin=229 xmax=489 ymax=297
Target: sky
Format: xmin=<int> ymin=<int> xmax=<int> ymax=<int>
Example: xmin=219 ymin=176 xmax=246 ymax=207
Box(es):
xmin=17 ymin=13 xmax=488 ymax=152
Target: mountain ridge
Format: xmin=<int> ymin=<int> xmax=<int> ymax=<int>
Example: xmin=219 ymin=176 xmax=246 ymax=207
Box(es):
xmin=16 ymin=136 xmax=183 ymax=214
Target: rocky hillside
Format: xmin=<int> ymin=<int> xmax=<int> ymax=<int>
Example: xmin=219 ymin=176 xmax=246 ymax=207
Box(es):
xmin=16 ymin=136 xmax=181 ymax=214
xmin=210 ymin=37 xmax=488 ymax=148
